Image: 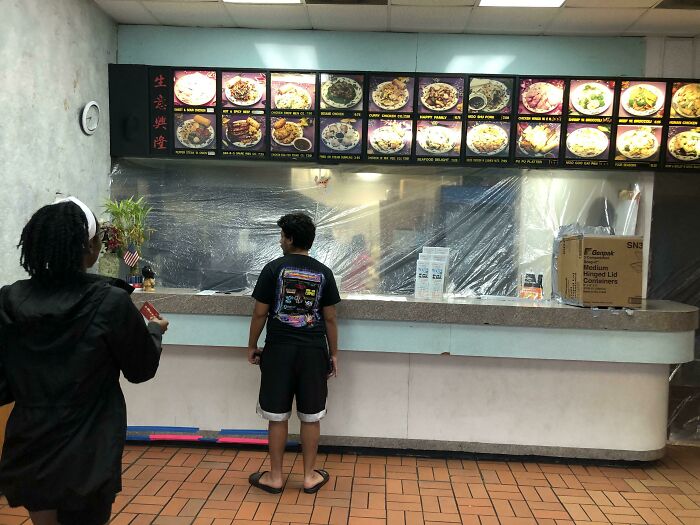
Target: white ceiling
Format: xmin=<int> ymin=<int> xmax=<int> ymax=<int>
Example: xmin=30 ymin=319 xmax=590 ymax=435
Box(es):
xmin=94 ymin=0 xmax=700 ymax=37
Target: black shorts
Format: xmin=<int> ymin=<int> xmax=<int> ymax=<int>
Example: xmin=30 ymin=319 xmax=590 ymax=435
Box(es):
xmin=26 ymin=493 xmax=113 ymax=525
xmin=257 ymin=342 xmax=329 ymax=422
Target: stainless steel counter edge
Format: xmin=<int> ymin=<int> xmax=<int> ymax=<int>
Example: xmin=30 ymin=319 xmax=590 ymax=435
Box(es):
xmin=131 ymin=290 xmax=699 ymax=332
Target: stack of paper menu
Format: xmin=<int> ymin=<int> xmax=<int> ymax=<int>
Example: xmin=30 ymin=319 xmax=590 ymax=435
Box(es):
xmin=415 ymin=247 xmax=450 ymax=300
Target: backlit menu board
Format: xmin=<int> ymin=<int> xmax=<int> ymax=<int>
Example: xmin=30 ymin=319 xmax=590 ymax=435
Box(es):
xmin=367 ymin=74 xmax=414 ymax=162
xmin=464 ymin=76 xmax=514 ymax=166
xmin=111 ymin=64 xmax=700 ymax=172
xmin=270 ymin=72 xmax=317 ymax=160
xmin=221 ymin=71 xmax=267 ymax=159
xmin=173 ymin=70 xmax=217 ymax=157
xmin=614 ymin=80 xmax=667 ymax=170
xmin=514 ymin=78 xmax=565 ymax=168
xmin=665 ymin=82 xmax=700 ymax=170
xmin=415 ymin=75 xmax=464 ymax=164
xmin=319 ymin=73 xmax=364 ymax=162
xmin=564 ymin=79 xmax=616 ymax=168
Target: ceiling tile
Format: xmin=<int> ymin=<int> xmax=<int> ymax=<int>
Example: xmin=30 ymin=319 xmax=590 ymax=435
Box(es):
xmin=308 ymin=5 xmax=388 ymax=31
xmin=391 ymin=0 xmax=475 ymax=5
xmin=546 ymin=7 xmax=645 ymax=35
xmin=564 ymin=0 xmax=659 ymax=7
xmin=390 ymin=6 xmax=471 ymax=32
xmin=94 ymin=0 xmax=160 ymax=24
xmin=465 ymin=7 xmax=559 ymax=35
xmin=143 ymin=1 xmax=236 ymax=26
xmin=625 ymin=8 xmax=700 ymax=36
xmin=224 ymin=4 xmax=311 ymax=29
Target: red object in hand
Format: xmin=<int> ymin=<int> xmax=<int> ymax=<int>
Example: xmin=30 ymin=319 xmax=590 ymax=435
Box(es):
xmin=140 ymin=301 xmax=160 ymax=321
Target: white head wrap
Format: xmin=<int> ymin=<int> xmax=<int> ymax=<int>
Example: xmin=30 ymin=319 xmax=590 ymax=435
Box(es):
xmin=54 ymin=196 xmax=97 ymax=240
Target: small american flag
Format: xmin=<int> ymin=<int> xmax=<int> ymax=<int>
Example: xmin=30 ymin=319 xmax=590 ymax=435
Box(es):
xmin=123 ymin=244 xmax=141 ymax=267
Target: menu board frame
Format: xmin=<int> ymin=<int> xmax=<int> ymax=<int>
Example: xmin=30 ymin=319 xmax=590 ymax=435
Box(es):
xmin=109 ymin=64 xmax=700 ymax=173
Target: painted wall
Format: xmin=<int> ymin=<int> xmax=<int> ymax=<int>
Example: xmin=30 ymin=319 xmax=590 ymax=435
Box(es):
xmin=645 ymin=36 xmax=700 ymax=78
xmin=0 ymin=0 xmax=117 ymax=285
xmin=118 ymin=25 xmax=645 ymax=77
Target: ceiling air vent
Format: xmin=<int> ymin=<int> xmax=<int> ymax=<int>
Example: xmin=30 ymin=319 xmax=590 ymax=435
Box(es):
xmin=654 ymin=0 xmax=700 ymax=9
xmin=305 ymin=0 xmax=388 ymax=4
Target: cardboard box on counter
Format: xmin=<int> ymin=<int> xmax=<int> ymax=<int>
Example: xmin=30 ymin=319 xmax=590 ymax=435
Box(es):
xmin=554 ymin=235 xmax=643 ymax=309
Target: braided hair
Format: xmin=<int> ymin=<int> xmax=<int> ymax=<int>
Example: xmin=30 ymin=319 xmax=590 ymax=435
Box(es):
xmin=18 ymin=201 xmax=91 ymax=283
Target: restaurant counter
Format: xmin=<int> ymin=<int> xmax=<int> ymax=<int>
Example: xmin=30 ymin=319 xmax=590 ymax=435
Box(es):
xmin=125 ymin=289 xmax=697 ymax=460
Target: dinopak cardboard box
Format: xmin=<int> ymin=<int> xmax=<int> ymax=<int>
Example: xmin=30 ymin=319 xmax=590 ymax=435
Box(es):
xmin=555 ymin=235 xmax=643 ymax=308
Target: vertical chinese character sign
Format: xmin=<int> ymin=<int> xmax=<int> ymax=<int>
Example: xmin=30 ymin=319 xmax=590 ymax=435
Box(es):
xmin=149 ymin=68 xmax=171 ymax=155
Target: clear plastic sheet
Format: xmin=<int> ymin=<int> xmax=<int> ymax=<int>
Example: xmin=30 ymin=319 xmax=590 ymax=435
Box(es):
xmin=109 ymin=159 xmax=649 ymax=300
xmin=649 ymin=173 xmax=700 ymax=443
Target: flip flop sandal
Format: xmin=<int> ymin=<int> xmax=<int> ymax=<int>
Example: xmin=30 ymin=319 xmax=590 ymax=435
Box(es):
xmin=249 ymin=471 xmax=283 ymax=494
xmin=303 ymin=469 xmax=330 ymax=494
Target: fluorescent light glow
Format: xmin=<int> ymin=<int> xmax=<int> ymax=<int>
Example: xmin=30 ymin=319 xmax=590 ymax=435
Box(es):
xmin=479 ymin=0 xmax=564 ymax=6
xmin=223 ymin=0 xmax=301 ymax=4
xmin=357 ymin=173 xmax=382 ymax=182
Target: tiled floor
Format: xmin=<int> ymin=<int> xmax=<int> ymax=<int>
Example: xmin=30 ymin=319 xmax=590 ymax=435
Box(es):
xmin=0 ymin=444 xmax=699 ymax=525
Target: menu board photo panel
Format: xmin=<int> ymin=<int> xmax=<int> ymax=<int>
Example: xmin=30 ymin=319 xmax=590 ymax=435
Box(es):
xmin=565 ymin=123 xmax=612 ymax=166
xmin=617 ymin=80 xmax=667 ymax=122
xmin=518 ymin=78 xmax=565 ymax=117
xmin=319 ymin=117 xmax=362 ymax=162
xmin=670 ymin=82 xmax=700 ymax=120
xmin=270 ymin=116 xmax=315 ymax=160
xmin=174 ymin=113 xmax=216 ymax=156
xmin=568 ymin=80 xmax=616 ymax=120
xmin=417 ymin=76 xmax=464 ymax=115
xmin=465 ymin=121 xmax=512 ymax=165
xmin=468 ymin=77 xmax=514 ymax=116
xmin=270 ymin=72 xmax=316 ymax=114
xmin=415 ymin=120 xmax=462 ymax=164
xmin=221 ymin=72 xmax=266 ymax=111
xmin=221 ymin=115 xmax=267 ymax=159
xmin=368 ymin=75 xmax=415 ymax=114
xmin=515 ymin=122 xmax=562 ymax=164
xmin=174 ymin=70 xmax=217 ymax=110
xmin=366 ymin=119 xmax=413 ymax=162
xmin=614 ymin=125 xmax=662 ymax=169
xmin=665 ymin=81 xmax=700 ymax=169
xmin=320 ymin=73 xmax=364 ymax=113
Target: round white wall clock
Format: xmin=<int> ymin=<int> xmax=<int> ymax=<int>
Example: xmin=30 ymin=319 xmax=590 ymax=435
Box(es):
xmin=80 ymin=101 xmax=100 ymax=135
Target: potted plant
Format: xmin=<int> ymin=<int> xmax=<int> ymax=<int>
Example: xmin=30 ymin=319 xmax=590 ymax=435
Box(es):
xmin=97 ymin=222 xmax=124 ymax=278
xmin=103 ymin=196 xmax=153 ymax=277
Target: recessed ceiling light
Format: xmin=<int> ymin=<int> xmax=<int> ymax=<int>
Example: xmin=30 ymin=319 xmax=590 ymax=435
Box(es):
xmin=223 ymin=0 xmax=302 ymax=4
xmin=479 ymin=0 xmax=564 ymax=6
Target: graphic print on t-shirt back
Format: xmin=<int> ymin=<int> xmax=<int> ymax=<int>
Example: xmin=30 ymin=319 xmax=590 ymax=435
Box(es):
xmin=273 ymin=267 xmax=325 ymax=328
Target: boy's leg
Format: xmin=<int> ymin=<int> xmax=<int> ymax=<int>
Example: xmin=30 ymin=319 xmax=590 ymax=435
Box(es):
xmin=261 ymin=420 xmax=288 ymax=489
xmin=300 ymin=421 xmax=324 ymax=488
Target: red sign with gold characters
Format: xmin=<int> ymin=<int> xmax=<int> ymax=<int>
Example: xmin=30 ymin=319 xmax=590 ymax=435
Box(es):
xmin=149 ymin=68 xmax=171 ymax=155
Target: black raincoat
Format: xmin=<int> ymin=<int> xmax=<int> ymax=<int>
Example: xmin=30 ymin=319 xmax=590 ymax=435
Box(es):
xmin=0 ymin=274 xmax=162 ymax=510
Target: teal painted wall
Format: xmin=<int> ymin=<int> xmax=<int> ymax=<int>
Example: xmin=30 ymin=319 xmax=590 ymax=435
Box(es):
xmin=118 ymin=26 xmax=645 ymax=77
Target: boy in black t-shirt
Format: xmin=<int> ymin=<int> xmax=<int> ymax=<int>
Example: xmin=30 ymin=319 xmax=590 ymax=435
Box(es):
xmin=247 ymin=213 xmax=341 ymax=495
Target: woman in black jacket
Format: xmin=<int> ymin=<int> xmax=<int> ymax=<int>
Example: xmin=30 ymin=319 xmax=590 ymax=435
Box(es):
xmin=0 ymin=198 xmax=168 ymax=525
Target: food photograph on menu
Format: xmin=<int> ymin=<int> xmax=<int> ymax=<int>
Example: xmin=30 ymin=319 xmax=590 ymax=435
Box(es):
xmin=320 ymin=74 xmax=364 ymax=111
xmin=415 ymin=121 xmax=461 ymax=157
xmin=221 ymin=115 xmax=266 ymax=153
xmin=221 ymin=72 xmax=266 ymax=109
xmin=270 ymin=116 xmax=315 ymax=153
xmin=368 ymin=75 xmax=414 ymax=113
xmin=518 ymin=79 xmax=565 ymax=116
xmin=516 ymin=122 xmax=561 ymax=158
xmin=670 ymin=82 xmax=700 ymax=119
xmin=319 ymin=118 xmax=362 ymax=156
xmin=174 ymin=113 xmax=216 ymax=150
xmin=666 ymin=126 xmax=700 ymax=164
xmin=271 ymin=73 xmax=316 ymax=111
xmin=465 ymin=121 xmax=511 ymax=157
xmin=173 ymin=70 xmax=217 ymax=107
xmin=615 ymin=125 xmax=662 ymax=162
xmin=618 ymin=81 xmax=667 ymax=119
xmin=565 ymin=124 xmax=611 ymax=160
xmin=468 ymin=78 xmax=513 ymax=114
xmin=367 ymin=119 xmax=413 ymax=157
xmin=417 ymin=76 xmax=463 ymax=114
xmin=568 ymin=80 xmax=616 ymax=117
